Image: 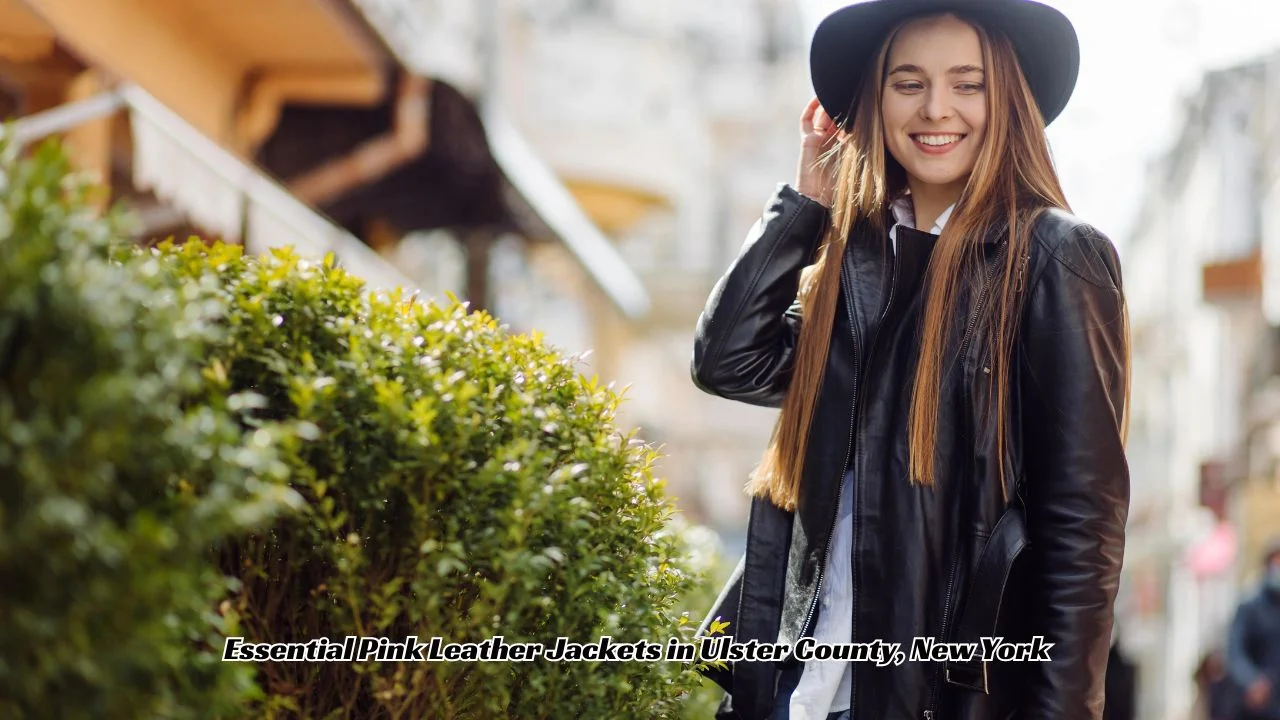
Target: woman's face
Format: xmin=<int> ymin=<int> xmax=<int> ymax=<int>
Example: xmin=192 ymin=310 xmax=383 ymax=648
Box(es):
xmin=880 ymin=14 xmax=988 ymax=192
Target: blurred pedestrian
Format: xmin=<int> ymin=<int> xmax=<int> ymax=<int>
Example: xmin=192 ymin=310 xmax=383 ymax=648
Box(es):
xmin=1195 ymin=648 xmax=1238 ymax=720
xmin=1226 ymin=538 xmax=1280 ymax=720
xmin=689 ymin=0 xmax=1128 ymax=718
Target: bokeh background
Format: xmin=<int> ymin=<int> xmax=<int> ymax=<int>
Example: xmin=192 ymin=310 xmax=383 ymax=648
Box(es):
xmin=3 ymin=1 xmax=1279 ymax=718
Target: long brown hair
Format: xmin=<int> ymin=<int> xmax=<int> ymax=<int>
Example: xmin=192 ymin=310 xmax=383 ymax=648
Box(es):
xmin=747 ymin=12 xmax=1128 ymax=511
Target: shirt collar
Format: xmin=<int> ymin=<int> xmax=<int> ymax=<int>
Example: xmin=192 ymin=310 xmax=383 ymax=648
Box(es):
xmin=890 ymin=194 xmax=955 ymax=235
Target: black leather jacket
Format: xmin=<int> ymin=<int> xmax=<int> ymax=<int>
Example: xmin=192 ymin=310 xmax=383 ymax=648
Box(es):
xmin=690 ymin=184 xmax=1129 ymax=720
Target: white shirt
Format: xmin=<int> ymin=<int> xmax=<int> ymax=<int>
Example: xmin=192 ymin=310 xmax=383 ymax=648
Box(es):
xmin=784 ymin=195 xmax=953 ymax=719
xmin=889 ymin=194 xmax=955 ymax=252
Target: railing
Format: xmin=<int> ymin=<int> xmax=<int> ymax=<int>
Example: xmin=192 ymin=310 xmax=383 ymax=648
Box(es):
xmin=11 ymin=83 xmax=419 ymax=295
xmin=482 ymin=108 xmax=651 ymax=320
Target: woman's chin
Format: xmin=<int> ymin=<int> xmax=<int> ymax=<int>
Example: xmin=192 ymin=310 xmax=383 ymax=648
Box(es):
xmin=902 ymin=166 xmax=973 ymax=190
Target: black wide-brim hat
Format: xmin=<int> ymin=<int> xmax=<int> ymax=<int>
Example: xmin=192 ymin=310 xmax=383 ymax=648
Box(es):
xmin=811 ymin=0 xmax=1079 ymax=128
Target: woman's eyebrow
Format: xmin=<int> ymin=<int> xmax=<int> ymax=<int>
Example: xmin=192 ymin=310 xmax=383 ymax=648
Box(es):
xmin=887 ymin=63 xmax=985 ymax=75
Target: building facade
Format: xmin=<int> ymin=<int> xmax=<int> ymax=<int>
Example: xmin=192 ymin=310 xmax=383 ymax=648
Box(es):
xmin=1123 ymin=53 xmax=1280 ymax=720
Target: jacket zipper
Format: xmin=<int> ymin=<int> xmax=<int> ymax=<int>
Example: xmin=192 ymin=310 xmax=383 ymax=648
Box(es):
xmin=799 ymin=250 xmax=863 ymax=640
xmin=924 ymin=240 xmax=1008 ymax=720
xmin=849 ymin=250 xmax=901 ymax=720
xmin=800 ymin=248 xmax=899 ymax=718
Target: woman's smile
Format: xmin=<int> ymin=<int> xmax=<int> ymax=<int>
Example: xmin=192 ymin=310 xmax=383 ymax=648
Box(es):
xmin=909 ymin=133 xmax=968 ymax=155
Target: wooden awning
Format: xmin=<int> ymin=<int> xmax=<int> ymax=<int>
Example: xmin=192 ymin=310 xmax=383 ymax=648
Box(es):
xmin=5 ymin=0 xmax=389 ymax=145
xmin=255 ymin=79 xmax=651 ymax=320
xmin=11 ymin=84 xmax=417 ymax=293
xmin=3 ymin=0 xmax=650 ymax=319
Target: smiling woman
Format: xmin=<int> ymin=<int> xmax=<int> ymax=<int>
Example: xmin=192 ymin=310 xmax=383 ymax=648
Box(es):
xmin=880 ymin=15 xmax=988 ymax=229
xmin=689 ymin=1 xmax=1131 ymax=720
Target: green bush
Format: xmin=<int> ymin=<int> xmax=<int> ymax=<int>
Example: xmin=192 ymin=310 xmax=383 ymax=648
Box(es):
xmin=0 ymin=138 xmax=303 ymax=718
xmin=0 ymin=131 xmax=720 ymax=719
xmin=155 ymin=232 xmax=716 ymax=715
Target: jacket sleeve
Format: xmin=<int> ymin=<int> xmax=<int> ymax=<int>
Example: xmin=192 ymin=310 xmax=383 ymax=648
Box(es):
xmin=690 ymin=184 xmax=830 ymax=408
xmin=1017 ymin=224 xmax=1131 ymax=720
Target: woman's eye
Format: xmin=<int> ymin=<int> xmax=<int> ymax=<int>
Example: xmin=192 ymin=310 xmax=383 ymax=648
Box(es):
xmin=894 ymin=82 xmax=924 ymax=92
xmin=956 ymin=83 xmax=985 ymax=93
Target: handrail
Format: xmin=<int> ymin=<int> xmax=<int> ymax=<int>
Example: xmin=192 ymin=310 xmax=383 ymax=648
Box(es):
xmin=11 ymin=88 xmax=127 ymax=146
xmin=121 ymin=85 xmax=417 ymax=293
xmin=483 ymin=108 xmax=651 ymax=320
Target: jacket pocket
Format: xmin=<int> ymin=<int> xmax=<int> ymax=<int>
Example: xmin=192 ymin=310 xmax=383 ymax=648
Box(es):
xmin=944 ymin=504 xmax=1029 ymax=694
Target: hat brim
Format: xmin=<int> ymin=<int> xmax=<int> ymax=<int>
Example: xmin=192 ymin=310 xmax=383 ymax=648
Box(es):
xmin=810 ymin=0 xmax=1079 ymax=128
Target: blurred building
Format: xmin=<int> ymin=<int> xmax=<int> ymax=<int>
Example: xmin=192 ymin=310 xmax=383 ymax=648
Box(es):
xmin=0 ymin=0 xmax=814 ymax=552
xmin=0 ymin=0 xmax=648 ymax=320
xmin=435 ymin=0 xmax=814 ymax=551
xmin=1124 ymin=51 xmax=1280 ymax=720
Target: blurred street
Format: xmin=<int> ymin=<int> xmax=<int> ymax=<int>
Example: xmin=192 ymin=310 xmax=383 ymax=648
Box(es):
xmin=2 ymin=1 xmax=1280 ymax=718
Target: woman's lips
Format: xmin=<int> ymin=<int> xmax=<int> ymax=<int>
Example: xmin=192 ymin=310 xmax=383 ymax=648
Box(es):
xmin=910 ymin=133 xmax=965 ymax=155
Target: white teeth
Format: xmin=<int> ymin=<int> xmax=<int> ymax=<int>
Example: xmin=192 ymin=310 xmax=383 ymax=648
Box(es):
xmin=915 ymin=134 xmax=962 ymax=146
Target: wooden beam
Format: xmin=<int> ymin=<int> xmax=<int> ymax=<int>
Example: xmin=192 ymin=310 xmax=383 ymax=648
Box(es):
xmin=0 ymin=0 xmax=56 ymax=61
xmin=235 ymin=67 xmax=385 ymax=152
xmin=0 ymin=44 xmax=84 ymax=94
xmin=465 ymin=229 xmax=492 ymax=314
xmin=287 ymin=73 xmax=431 ymax=207
xmin=19 ymin=0 xmax=245 ymax=143
xmin=0 ymin=35 xmax=53 ymax=61
xmin=363 ymin=215 xmax=401 ymax=256
xmin=61 ymin=68 xmax=113 ymax=209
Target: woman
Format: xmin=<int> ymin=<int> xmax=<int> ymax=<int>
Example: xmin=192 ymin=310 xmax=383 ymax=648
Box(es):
xmin=690 ymin=1 xmax=1130 ymax=719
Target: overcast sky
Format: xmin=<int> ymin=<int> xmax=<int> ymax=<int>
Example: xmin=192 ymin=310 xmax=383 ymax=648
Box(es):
xmin=799 ymin=0 xmax=1280 ymax=251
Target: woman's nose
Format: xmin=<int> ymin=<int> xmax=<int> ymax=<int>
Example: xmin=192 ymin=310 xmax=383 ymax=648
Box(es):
xmin=920 ymin=87 xmax=953 ymax=121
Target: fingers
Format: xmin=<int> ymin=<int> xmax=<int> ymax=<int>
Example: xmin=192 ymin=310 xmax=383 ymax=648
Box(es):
xmin=800 ymin=97 xmax=820 ymax=134
xmin=810 ymin=103 xmax=842 ymax=147
xmin=813 ymin=104 xmax=833 ymax=134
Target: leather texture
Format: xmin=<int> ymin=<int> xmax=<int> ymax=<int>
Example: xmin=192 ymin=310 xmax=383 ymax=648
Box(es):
xmin=690 ymin=184 xmax=1129 ymax=720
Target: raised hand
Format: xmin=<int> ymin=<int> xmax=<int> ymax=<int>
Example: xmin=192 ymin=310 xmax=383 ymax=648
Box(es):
xmin=795 ymin=97 xmax=841 ymax=208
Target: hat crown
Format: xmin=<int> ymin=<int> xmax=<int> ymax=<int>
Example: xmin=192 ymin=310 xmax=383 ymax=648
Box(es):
xmin=810 ymin=0 xmax=1079 ymax=127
